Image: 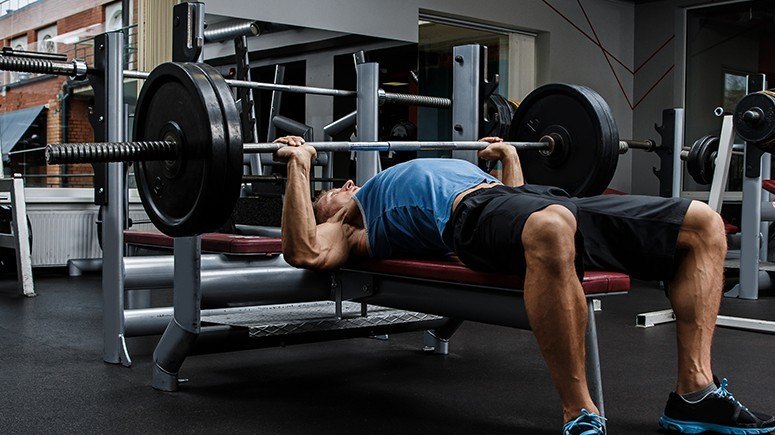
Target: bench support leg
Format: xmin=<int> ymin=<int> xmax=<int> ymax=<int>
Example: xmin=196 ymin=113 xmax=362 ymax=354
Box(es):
xmin=152 ymin=236 xmax=201 ymax=392
xmin=585 ymin=299 xmax=605 ymax=417
xmin=423 ymin=319 xmax=464 ymax=355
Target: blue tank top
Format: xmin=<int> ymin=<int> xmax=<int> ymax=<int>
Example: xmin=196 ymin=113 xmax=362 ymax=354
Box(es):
xmin=353 ymin=158 xmax=500 ymax=257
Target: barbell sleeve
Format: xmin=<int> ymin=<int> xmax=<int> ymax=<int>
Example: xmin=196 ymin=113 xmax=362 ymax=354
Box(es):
xmin=203 ymin=20 xmax=260 ymax=43
xmin=378 ymin=89 xmax=453 ymax=108
xmin=46 ymin=141 xmax=176 ymax=164
xmin=620 ymin=139 xmax=656 ymax=152
xmin=0 ymin=55 xmax=88 ymax=79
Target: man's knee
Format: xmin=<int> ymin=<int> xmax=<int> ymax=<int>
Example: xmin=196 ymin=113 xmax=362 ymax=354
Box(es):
xmin=679 ymin=201 xmax=726 ymax=252
xmin=522 ymin=205 xmax=577 ymax=267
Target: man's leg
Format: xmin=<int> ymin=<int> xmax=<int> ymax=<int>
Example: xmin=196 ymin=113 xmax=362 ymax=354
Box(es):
xmin=521 ymin=205 xmax=597 ymax=422
xmin=660 ymin=201 xmax=775 ymax=433
xmin=668 ymin=201 xmax=726 ymax=394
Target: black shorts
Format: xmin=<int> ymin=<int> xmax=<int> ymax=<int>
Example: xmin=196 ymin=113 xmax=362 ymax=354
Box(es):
xmin=444 ymin=184 xmax=693 ymax=281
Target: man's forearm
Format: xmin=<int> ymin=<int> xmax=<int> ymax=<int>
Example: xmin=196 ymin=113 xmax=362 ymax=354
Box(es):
xmin=281 ymin=156 xmax=320 ymax=262
xmin=500 ymin=153 xmax=525 ymax=187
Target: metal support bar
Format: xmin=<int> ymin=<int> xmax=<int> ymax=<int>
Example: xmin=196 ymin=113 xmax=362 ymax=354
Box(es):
xmin=152 ymin=236 xmax=202 ymax=392
xmin=203 ymin=20 xmax=259 ymax=43
xmin=0 ymin=176 xmax=34 ymax=296
xmin=356 ymin=62 xmax=380 ymax=185
xmin=737 ymin=74 xmax=768 ymax=300
xmin=452 ymin=44 xmax=481 ymax=163
xmin=272 ymin=116 xmax=313 ymax=139
xmin=323 ymin=111 xmax=357 ymax=137
xmin=585 ymin=299 xmax=605 ymax=417
xmin=422 ymin=318 xmax=463 ymax=355
xmin=707 ymin=115 xmax=735 ymax=213
xmin=98 ymin=32 xmax=129 ymax=367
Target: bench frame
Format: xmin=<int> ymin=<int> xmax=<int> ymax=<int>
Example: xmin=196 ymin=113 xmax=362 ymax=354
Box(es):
xmin=145 ymin=235 xmax=624 ymax=418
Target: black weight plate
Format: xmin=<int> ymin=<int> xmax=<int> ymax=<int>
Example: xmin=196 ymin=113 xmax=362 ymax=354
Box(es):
xmin=481 ymin=93 xmax=515 ymax=138
xmin=509 ymin=83 xmax=619 ymax=197
xmin=134 ymin=62 xmax=243 ymax=237
xmin=190 ymin=62 xmax=243 ymax=230
xmin=686 ymin=135 xmax=718 ymax=185
xmin=734 ymin=90 xmax=775 ymax=149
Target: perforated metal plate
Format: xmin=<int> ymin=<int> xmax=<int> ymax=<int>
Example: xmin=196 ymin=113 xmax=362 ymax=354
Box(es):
xmin=202 ymin=301 xmax=443 ymax=338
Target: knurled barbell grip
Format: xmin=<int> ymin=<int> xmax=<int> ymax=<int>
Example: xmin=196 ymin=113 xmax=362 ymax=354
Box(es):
xmin=45 ymin=141 xmax=177 ymax=164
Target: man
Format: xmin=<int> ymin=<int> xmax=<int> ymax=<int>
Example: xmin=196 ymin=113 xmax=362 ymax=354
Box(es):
xmin=274 ymin=135 xmax=774 ymax=435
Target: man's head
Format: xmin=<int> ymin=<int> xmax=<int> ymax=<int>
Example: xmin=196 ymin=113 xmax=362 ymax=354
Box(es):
xmin=313 ymin=179 xmax=360 ymax=223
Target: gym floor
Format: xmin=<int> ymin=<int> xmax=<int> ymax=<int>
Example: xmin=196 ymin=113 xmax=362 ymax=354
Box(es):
xmin=1 ymin=272 xmax=773 ymax=434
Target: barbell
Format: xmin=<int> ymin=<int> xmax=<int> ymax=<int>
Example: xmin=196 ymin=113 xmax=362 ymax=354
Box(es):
xmin=734 ymin=90 xmax=775 ymax=151
xmin=0 ymin=52 xmax=451 ymax=108
xmin=41 ymin=62 xmax=648 ymax=237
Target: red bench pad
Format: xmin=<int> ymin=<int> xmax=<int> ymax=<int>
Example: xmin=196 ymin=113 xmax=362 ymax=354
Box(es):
xmin=124 ymin=231 xmax=283 ymax=254
xmin=124 ymin=231 xmax=630 ymax=294
xmin=348 ymin=257 xmax=630 ymax=295
xmin=763 ymin=180 xmax=775 ymax=195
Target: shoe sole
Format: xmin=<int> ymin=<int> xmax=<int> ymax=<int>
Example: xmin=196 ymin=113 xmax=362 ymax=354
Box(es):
xmin=659 ymin=416 xmax=775 ymax=434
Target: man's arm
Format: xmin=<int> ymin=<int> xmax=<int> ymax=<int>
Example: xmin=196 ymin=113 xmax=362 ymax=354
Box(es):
xmin=276 ymin=137 xmax=352 ymax=270
xmin=477 ymin=137 xmax=524 ymax=187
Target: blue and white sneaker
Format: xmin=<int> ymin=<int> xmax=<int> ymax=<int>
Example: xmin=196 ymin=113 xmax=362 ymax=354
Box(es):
xmin=659 ymin=377 xmax=775 ymax=434
xmin=563 ymin=408 xmax=606 ymax=435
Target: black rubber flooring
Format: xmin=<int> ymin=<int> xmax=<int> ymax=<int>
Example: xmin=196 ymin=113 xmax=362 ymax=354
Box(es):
xmin=0 ymin=271 xmax=773 ymax=434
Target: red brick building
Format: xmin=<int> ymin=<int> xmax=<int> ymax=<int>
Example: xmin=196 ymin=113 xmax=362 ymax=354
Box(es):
xmin=0 ymin=0 xmax=134 ymax=187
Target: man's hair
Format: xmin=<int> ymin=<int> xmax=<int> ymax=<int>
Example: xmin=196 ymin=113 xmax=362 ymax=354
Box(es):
xmin=312 ymin=189 xmax=331 ymax=223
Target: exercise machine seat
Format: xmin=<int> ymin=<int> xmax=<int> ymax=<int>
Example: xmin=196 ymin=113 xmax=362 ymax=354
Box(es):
xmin=124 ymin=231 xmax=630 ymax=294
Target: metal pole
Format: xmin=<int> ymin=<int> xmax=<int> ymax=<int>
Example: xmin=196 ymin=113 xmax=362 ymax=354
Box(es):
xmin=101 ymin=32 xmax=129 ymax=366
xmin=152 ymin=235 xmax=202 ymax=391
xmin=452 ymin=45 xmax=481 ymax=163
xmin=585 ymin=299 xmax=605 ymax=417
xmin=672 ymin=109 xmax=684 ymax=198
xmin=356 ymin=63 xmax=380 ymax=184
xmin=738 ymin=75 xmax=767 ymax=300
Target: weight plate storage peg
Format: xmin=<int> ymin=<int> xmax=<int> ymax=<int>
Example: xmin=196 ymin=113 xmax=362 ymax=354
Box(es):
xmin=509 ymin=83 xmax=620 ymax=197
xmin=133 ymin=62 xmax=243 ymax=237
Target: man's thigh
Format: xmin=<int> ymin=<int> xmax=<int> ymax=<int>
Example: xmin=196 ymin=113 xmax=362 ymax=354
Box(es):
xmin=572 ymin=194 xmax=692 ymax=281
xmin=450 ymin=185 xmax=583 ymax=277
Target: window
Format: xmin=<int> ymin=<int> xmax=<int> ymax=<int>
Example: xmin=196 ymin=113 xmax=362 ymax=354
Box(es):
xmin=37 ymin=24 xmax=57 ymax=54
xmin=0 ymin=0 xmax=39 ymax=17
xmin=8 ymin=35 xmax=30 ymax=84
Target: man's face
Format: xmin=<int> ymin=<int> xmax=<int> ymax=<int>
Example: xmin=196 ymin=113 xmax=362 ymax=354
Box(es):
xmin=318 ymin=179 xmax=359 ymax=221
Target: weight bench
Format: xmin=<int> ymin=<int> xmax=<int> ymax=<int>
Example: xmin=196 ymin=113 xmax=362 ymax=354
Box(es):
xmin=124 ymin=230 xmax=629 ymax=415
